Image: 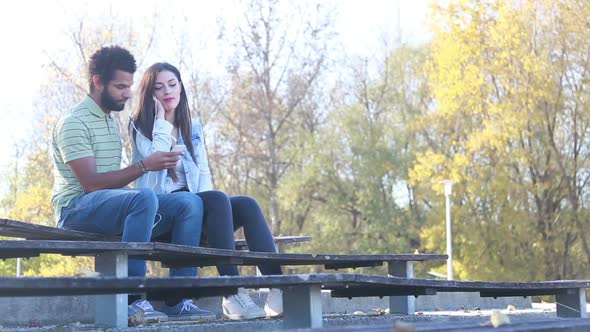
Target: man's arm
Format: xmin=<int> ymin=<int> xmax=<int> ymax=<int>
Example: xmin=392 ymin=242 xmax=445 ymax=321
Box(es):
xmin=68 ymin=151 xmax=182 ymax=193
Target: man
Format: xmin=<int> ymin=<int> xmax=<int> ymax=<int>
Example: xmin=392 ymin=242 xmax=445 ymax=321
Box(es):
xmin=51 ymin=45 xmax=215 ymax=322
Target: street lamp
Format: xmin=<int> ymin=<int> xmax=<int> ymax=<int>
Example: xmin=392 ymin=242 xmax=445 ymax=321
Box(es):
xmin=441 ymin=180 xmax=454 ymax=280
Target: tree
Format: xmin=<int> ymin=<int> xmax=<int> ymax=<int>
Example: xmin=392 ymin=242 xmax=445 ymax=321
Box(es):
xmin=286 ymin=45 xmax=431 ymax=258
xmin=412 ymin=0 xmax=590 ymax=281
xmin=220 ymin=0 xmax=334 ymax=235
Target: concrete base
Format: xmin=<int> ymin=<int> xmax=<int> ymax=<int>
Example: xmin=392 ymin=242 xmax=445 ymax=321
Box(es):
xmin=0 ymin=290 xmax=532 ymax=327
xmin=0 ymin=295 xmax=93 ymax=326
xmin=4 ymin=307 xmax=585 ymax=332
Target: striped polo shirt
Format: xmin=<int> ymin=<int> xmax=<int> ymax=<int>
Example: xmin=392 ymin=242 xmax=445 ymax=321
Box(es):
xmin=51 ymin=95 xmax=123 ymax=225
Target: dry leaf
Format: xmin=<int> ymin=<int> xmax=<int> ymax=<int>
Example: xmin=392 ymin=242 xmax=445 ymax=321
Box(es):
xmin=372 ymin=308 xmax=388 ymax=315
xmin=128 ymin=310 xmax=144 ymax=326
xmin=490 ymin=310 xmax=511 ymax=328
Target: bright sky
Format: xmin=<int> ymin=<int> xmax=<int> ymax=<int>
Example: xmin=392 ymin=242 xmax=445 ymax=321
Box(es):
xmin=0 ymin=0 xmax=433 ymax=195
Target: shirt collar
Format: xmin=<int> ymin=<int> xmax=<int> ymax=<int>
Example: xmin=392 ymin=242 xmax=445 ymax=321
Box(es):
xmin=83 ymin=95 xmax=110 ymax=118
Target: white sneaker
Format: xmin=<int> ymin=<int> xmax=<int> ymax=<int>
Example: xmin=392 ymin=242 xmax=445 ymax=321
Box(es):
xmin=264 ymin=288 xmax=283 ymax=317
xmin=222 ymin=288 xmax=266 ymax=320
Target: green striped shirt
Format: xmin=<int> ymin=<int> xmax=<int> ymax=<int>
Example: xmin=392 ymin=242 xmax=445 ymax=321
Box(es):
xmin=51 ymin=95 xmax=123 ymax=224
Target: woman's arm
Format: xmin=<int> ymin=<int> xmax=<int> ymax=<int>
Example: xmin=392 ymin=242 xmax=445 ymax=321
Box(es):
xmin=194 ymin=123 xmax=213 ymax=191
xmin=132 ymin=98 xmax=175 ymax=159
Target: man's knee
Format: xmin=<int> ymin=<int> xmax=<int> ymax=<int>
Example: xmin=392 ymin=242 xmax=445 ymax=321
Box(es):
xmin=133 ymin=187 xmax=159 ymax=209
xmin=175 ymin=192 xmax=204 ymax=216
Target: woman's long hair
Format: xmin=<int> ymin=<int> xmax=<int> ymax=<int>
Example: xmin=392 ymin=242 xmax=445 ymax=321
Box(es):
xmin=130 ymin=62 xmax=198 ymax=165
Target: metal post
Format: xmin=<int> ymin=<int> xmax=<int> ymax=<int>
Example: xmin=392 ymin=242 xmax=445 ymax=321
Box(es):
xmin=16 ymin=258 xmax=21 ymax=277
xmin=442 ymin=180 xmax=454 ymax=280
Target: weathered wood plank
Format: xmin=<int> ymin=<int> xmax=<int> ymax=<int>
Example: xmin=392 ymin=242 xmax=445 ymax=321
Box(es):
xmin=0 ymin=240 xmax=447 ymax=269
xmin=234 ymin=235 xmax=312 ymax=250
xmin=0 ymin=274 xmax=588 ymax=299
xmin=0 ymin=218 xmax=311 ymax=249
xmin=0 ymin=240 xmax=154 ymax=260
xmin=152 ymin=242 xmax=447 ymax=269
xmin=0 ymin=218 xmax=118 ymax=241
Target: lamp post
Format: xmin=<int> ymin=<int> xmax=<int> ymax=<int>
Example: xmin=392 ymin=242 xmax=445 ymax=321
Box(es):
xmin=16 ymin=257 xmax=21 ymax=277
xmin=441 ymin=180 xmax=454 ymax=280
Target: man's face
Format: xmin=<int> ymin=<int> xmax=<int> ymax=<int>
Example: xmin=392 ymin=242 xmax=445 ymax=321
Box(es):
xmin=101 ymin=70 xmax=133 ymax=112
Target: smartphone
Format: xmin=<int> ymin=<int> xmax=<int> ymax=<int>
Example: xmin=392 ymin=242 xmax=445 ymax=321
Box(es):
xmin=171 ymin=144 xmax=186 ymax=153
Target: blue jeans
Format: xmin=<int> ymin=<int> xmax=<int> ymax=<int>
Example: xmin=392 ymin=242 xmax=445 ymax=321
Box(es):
xmin=59 ymin=188 xmax=203 ymax=277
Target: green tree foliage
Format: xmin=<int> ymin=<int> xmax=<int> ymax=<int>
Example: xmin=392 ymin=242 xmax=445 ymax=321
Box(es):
xmin=413 ymin=0 xmax=590 ymax=280
xmin=282 ymin=46 xmax=431 ymax=264
xmin=0 ymin=140 xmax=93 ymax=276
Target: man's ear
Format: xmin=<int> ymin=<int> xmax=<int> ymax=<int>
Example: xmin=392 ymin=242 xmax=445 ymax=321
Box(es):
xmin=92 ymin=74 xmax=103 ymax=91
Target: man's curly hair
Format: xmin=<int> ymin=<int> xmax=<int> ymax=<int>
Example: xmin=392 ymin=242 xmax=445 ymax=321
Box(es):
xmin=88 ymin=46 xmax=136 ymax=92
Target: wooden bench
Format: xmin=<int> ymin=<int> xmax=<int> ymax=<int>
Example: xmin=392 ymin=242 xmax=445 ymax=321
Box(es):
xmin=0 ymin=274 xmax=587 ymax=329
xmin=0 ymin=218 xmax=311 ymax=251
xmin=0 ymin=239 xmax=445 ymax=323
xmin=0 ymin=215 xmax=447 ymax=328
xmin=0 ymin=217 xmax=445 ymax=310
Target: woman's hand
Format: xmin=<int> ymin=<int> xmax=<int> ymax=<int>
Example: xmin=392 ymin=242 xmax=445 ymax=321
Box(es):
xmin=154 ymin=96 xmax=165 ymax=119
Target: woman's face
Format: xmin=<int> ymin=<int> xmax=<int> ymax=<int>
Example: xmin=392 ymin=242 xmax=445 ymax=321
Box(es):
xmin=153 ymin=70 xmax=181 ymax=113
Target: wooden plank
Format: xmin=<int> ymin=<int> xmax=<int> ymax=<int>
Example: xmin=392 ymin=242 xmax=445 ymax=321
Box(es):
xmin=0 ymin=240 xmax=447 ymax=269
xmin=331 ymin=286 xmax=437 ymax=298
xmin=0 ymin=218 xmax=118 ymax=241
xmin=234 ymin=235 xmax=312 ymax=250
xmin=0 ymin=240 xmax=154 ymax=259
xmin=152 ymin=242 xmax=447 ymax=269
xmin=0 ymin=218 xmax=311 ymax=249
xmin=0 ymin=274 xmax=588 ymax=299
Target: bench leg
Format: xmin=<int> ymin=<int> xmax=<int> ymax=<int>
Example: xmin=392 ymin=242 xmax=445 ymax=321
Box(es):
xmin=283 ymin=285 xmax=322 ymax=329
xmin=94 ymin=254 xmax=128 ymax=327
xmin=388 ymin=261 xmax=415 ymax=314
xmin=556 ymin=288 xmax=587 ymax=318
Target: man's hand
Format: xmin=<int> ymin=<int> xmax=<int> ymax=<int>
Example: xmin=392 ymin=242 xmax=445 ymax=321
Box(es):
xmin=142 ymin=151 xmax=182 ymax=171
xmin=67 ymin=151 xmax=181 ymax=193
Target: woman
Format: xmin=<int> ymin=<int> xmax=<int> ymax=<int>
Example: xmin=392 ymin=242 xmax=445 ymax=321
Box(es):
xmin=130 ymin=62 xmax=283 ymax=320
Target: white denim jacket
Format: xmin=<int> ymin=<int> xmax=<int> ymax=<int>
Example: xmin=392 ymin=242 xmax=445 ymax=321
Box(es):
xmin=131 ymin=118 xmax=213 ymax=193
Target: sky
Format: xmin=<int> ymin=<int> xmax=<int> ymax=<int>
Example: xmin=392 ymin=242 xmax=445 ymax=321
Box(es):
xmin=0 ymin=0 xmax=434 ymax=196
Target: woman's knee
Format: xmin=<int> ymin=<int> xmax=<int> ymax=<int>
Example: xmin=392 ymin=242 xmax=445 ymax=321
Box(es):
xmin=199 ymin=190 xmax=230 ymax=204
xmin=231 ymin=195 xmax=261 ymax=211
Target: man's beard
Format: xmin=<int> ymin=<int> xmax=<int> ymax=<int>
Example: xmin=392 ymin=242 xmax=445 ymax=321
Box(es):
xmin=101 ymin=89 xmax=126 ymax=112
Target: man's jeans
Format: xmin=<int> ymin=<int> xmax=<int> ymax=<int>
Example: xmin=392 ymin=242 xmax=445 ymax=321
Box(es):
xmin=59 ymin=187 xmax=203 ymax=277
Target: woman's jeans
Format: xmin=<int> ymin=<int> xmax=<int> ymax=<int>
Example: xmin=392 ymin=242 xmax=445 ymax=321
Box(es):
xmin=196 ymin=190 xmax=282 ymax=276
xmin=59 ymin=187 xmax=203 ymax=277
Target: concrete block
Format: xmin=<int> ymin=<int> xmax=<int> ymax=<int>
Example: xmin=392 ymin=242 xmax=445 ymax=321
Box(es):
xmin=0 ymin=289 xmax=532 ymax=327
xmin=0 ymin=296 xmax=94 ymax=326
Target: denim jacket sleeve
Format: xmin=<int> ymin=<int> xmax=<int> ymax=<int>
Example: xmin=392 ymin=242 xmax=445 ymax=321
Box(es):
xmin=193 ymin=122 xmax=213 ymax=191
xmin=131 ymin=119 xmax=175 ymax=193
